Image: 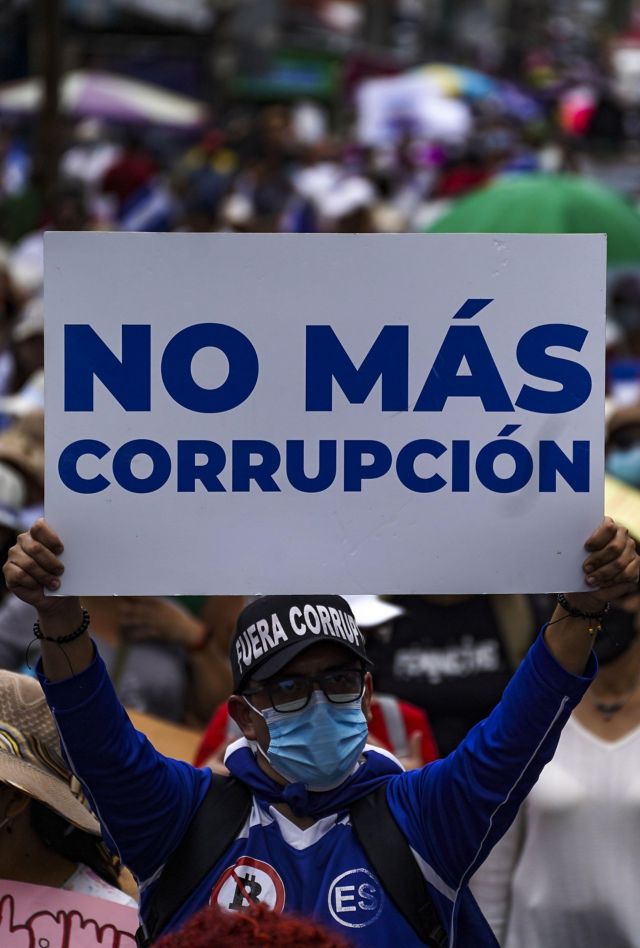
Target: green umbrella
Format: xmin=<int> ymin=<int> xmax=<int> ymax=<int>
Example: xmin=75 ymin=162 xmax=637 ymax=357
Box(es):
xmin=425 ymin=173 xmax=640 ymax=267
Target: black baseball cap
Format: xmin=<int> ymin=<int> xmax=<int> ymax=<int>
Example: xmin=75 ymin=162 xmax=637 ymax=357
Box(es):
xmin=230 ymin=595 xmax=371 ymax=693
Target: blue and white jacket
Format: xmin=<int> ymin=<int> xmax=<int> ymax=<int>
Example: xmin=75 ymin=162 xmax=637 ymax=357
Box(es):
xmin=39 ymin=632 xmax=595 ymax=947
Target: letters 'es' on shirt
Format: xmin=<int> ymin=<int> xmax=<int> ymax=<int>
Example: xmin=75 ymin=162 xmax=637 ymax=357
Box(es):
xmin=39 ymin=634 xmax=594 ymax=948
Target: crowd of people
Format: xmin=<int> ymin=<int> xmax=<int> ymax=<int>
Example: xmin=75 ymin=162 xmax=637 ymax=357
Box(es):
xmin=0 ymin=32 xmax=639 ymax=944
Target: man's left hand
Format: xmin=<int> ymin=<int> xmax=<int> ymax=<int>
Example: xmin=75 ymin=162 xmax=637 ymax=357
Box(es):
xmin=573 ymin=517 xmax=640 ymax=612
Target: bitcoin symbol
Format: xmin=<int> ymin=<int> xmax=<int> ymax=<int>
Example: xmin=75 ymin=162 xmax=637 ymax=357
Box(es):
xmin=228 ymin=871 xmax=263 ymax=910
xmin=211 ymin=857 xmax=285 ymax=915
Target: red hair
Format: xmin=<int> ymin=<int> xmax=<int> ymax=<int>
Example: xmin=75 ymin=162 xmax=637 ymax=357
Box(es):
xmin=153 ymin=903 xmax=351 ymax=947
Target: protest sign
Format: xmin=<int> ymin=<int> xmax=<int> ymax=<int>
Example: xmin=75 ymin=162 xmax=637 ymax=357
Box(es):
xmin=45 ymin=232 xmax=605 ymax=594
xmin=0 ymin=881 xmax=137 ymax=947
xmin=356 ymin=73 xmax=471 ymax=146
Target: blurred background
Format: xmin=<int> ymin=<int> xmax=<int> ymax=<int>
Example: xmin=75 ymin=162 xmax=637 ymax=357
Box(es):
xmin=3 ymin=1 xmax=640 ymax=386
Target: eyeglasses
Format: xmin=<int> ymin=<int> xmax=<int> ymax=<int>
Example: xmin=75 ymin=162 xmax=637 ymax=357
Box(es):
xmin=244 ymin=666 xmax=365 ymax=713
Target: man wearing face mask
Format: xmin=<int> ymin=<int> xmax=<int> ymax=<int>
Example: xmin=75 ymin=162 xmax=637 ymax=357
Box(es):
xmin=605 ymin=402 xmax=640 ymax=489
xmin=4 ymin=518 xmax=640 ymax=948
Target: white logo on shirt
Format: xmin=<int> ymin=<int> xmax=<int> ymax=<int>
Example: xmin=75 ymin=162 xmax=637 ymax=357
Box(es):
xmin=393 ymin=637 xmax=501 ymax=684
xmin=328 ymin=868 xmax=383 ymax=928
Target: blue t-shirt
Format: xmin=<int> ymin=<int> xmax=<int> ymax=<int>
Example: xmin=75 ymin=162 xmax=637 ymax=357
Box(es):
xmin=40 ymin=632 xmax=594 ymax=946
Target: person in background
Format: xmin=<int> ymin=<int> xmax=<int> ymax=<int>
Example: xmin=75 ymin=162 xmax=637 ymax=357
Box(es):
xmin=112 ymin=594 xmax=244 ymax=724
xmin=0 ymin=589 xmax=244 ymax=727
xmin=366 ymin=593 xmax=550 ymax=756
xmin=8 ymin=179 xmax=90 ymax=297
xmin=0 ymin=129 xmax=41 ymax=247
xmin=3 ymin=295 xmax=44 ymax=409
xmin=0 ymin=411 xmax=44 ymax=673
xmin=0 ymin=126 xmax=30 ymax=202
xmin=60 ymin=118 xmax=122 ymax=227
xmin=101 ymin=130 xmax=157 ymax=218
xmin=0 ymin=455 xmax=29 ymax=606
xmin=471 ymin=583 xmax=640 ymax=948
xmin=0 ymin=668 xmax=137 ymax=906
xmin=171 ymin=127 xmax=235 ymax=234
xmin=0 ymin=248 xmax=22 ymax=398
xmin=605 ymin=400 xmax=640 ymax=490
xmin=154 ymin=902 xmax=350 ymax=948
xmin=0 ymin=409 xmax=43 ymax=515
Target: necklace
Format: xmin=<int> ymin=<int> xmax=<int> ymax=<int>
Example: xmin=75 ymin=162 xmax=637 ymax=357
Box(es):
xmin=589 ymin=679 xmax=640 ymax=721
xmin=592 ymin=698 xmax=626 ymax=719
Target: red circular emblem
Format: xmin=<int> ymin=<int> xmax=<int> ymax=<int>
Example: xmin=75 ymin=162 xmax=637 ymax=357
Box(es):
xmin=210 ymin=856 xmax=286 ymax=914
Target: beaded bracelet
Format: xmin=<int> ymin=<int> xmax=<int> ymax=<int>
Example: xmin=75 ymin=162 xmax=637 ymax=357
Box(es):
xmin=556 ymin=592 xmax=609 ymax=635
xmin=33 ymin=609 xmax=91 ymax=644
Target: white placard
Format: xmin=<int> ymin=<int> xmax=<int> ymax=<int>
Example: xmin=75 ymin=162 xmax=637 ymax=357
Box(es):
xmin=45 ymin=232 xmax=605 ymax=595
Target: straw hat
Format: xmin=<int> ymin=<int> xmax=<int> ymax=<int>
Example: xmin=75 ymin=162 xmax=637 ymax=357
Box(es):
xmin=0 ymin=670 xmax=100 ymax=835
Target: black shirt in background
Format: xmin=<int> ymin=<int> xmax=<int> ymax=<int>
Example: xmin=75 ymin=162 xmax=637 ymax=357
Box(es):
xmin=367 ymin=596 xmax=521 ymax=757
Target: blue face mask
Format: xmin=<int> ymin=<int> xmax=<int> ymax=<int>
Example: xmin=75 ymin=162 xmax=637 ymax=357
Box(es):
xmin=247 ymin=691 xmax=368 ymax=791
xmin=606 ymin=445 xmax=640 ymax=488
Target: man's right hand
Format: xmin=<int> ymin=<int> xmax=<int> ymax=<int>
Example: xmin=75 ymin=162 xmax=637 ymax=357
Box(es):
xmin=4 ymin=519 xmax=92 ymax=680
xmin=4 ymin=518 xmax=79 ymax=618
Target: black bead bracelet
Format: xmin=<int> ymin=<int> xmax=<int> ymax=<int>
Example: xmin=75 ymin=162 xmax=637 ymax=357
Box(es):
xmin=556 ymin=592 xmax=610 ymax=620
xmin=556 ymin=592 xmax=609 ymax=634
xmin=33 ymin=609 xmax=91 ymax=644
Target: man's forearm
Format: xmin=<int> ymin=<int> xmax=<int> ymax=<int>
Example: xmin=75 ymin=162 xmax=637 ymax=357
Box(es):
xmin=38 ymin=599 xmax=95 ymax=680
xmin=543 ymin=601 xmax=600 ymax=675
xmin=37 ymin=645 xmax=211 ymax=882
